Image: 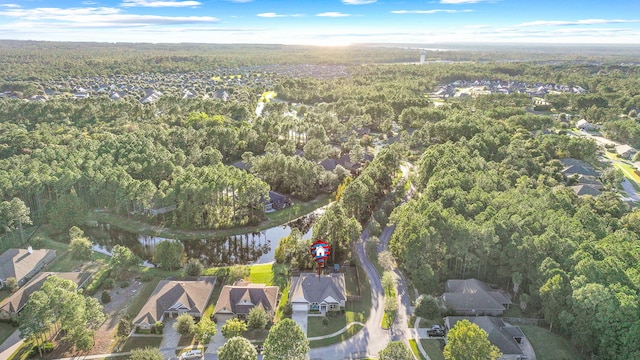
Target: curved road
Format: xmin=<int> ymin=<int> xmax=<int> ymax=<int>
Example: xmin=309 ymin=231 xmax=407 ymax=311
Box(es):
xmin=309 ymin=228 xmax=390 ymax=360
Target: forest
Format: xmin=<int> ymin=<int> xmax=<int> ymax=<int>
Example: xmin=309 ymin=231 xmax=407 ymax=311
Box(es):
xmin=1 ymin=42 xmax=640 ymax=359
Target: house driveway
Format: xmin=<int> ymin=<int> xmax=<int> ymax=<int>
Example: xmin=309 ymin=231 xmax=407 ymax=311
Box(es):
xmin=160 ymin=319 xmax=180 ymax=359
xmin=292 ymin=311 xmax=309 ymax=335
xmin=205 ymin=318 xmax=227 ymax=354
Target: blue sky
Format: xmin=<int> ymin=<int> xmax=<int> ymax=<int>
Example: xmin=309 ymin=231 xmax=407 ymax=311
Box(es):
xmin=0 ymin=0 xmax=639 ymax=45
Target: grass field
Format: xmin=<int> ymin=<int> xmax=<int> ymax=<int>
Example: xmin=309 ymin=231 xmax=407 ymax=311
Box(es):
xmin=308 ymin=324 xmax=363 ymax=348
xmin=47 ymin=250 xmax=109 ymax=272
xmin=307 ymin=315 xmax=347 ymax=338
xmin=120 ymin=336 xmax=162 ymax=352
xmin=614 ymin=162 xmax=640 ymax=191
xmin=421 ymin=339 xmax=445 ymax=360
xmin=409 ymin=339 xmax=427 ymax=360
xmin=519 ymin=325 xmax=583 ymax=360
xmin=247 ymin=263 xmax=274 ymax=284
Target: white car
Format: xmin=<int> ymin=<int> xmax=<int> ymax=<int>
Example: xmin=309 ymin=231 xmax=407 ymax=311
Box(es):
xmin=179 ymin=350 xmax=203 ymax=359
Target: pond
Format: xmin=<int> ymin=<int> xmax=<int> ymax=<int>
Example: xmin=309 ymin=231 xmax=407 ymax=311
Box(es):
xmin=85 ymin=210 xmax=320 ymax=267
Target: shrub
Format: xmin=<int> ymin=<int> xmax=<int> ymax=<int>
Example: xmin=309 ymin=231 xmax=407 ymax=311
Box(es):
xmin=184 ymin=258 xmax=204 ymax=277
xmin=103 ymin=278 xmax=115 ymax=290
xmin=119 ymin=281 xmax=130 ymax=288
xmin=85 ymin=268 xmax=112 ymax=295
xmin=117 ymin=318 xmax=132 ymax=337
xmin=140 ymin=273 xmax=152 ymax=282
xmin=101 ymin=290 xmax=111 ymax=304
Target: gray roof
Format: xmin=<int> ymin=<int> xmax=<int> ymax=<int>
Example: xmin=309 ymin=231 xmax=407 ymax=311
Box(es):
xmin=445 ymin=316 xmax=524 ymax=356
xmin=442 ymin=278 xmax=511 ymax=312
xmin=560 ymin=158 xmax=594 ymax=170
xmin=134 ymin=276 xmax=216 ymax=326
xmin=290 ymin=273 xmax=346 ymax=304
xmin=214 ymin=281 xmax=278 ymax=316
xmin=571 ymin=184 xmax=602 ymax=197
xmin=562 ymin=165 xmax=599 ymax=177
xmin=0 ymin=248 xmax=57 ymax=283
xmin=0 ymin=272 xmax=91 ymax=314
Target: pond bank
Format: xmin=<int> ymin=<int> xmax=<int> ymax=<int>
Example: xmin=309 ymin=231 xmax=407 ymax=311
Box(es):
xmin=88 ymin=194 xmax=331 ymax=241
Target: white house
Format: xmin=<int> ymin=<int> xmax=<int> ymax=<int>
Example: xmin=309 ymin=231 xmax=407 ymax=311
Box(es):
xmin=289 ymin=273 xmax=346 ymax=315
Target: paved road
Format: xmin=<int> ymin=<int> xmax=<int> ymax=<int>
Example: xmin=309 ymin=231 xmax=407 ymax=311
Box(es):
xmin=309 ymin=228 xmax=389 ymax=360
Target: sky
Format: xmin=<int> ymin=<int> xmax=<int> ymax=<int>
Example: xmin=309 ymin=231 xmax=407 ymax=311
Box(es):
xmin=0 ymin=0 xmax=639 ymax=45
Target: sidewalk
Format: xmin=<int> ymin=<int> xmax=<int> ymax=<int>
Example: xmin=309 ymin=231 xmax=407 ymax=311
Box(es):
xmin=414 ymin=317 xmax=431 ymax=360
xmin=0 ymin=330 xmax=23 ymax=360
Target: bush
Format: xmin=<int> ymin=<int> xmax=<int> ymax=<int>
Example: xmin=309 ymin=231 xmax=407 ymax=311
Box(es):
xmin=140 ymin=273 xmax=152 ymax=282
xmin=85 ymin=268 xmax=112 ymax=295
xmin=415 ymin=294 xmax=441 ymax=320
xmin=117 ymin=318 xmax=132 ymax=337
xmin=283 ymin=302 xmax=293 ymax=316
xmin=101 ymin=290 xmax=111 ymax=304
xmin=119 ymin=281 xmax=130 ymax=288
xmin=103 ymin=278 xmax=115 ymax=289
xmin=184 ymin=258 xmax=204 ymax=277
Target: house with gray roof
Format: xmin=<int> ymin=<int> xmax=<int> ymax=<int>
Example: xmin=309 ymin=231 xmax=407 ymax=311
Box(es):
xmin=571 ymin=184 xmax=602 ymax=197
xmin=133 ymin=276 xmax=216 ymax=330
xmin=444 ymin=316 xmax=529 ymax=360
xmin=615 ymin=144 xmax=637 ymax=159
xmin=213 ymin=280 xmax=278 ymax=322
xmin=290 ymin=273 xmax=346 ymax=315
xmin=0 ymin=247 xmax=57 ymax=288
xmin=0 ymin=271 xmax=92 ymax=319
xmin=441 ymin=278 xmax=511 ymax=316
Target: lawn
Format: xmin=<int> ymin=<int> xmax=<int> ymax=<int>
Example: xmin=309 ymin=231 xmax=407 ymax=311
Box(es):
xmin=120 ymin=336 xmax=162 ymax=352
xmin=47 ymin=250 xmax=109 ymax=272
xmin=421 ymin=339 xmax=445 ymax=360
xmin=126 ymin=278 xmax=163 ymax=319
xmin=0 ymin=323 xmax=17 ymax=349
xmin=409 ymin=339 xmax=427 ymax=360
xmin=519 ymin=325 xmax=583 ymax=360
xmin=309 ymin=324 xmax=363 ymax=348
xmin=615 ymin=162 xmax=640 ymax=190
xmin=344 ymin=264 xmax=371 ymax=324
xmin=248 ymin=263 xmax=274 ymax=284
xmin=307 ymin=315 xmax=347 ymax=338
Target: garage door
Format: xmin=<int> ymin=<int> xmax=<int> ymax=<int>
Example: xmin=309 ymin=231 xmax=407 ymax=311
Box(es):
xmin=292 ymin=303 xmax=308 ymax=312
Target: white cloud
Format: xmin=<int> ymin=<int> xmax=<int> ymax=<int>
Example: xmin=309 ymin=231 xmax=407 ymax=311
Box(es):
xmin=391 ymin=9 xmax=472 ymax=14
xmin=316 ymin=12 xmax=351 ymax=17
xmin=0 ymin=6 xmax=218 ymax=27
xmin=516 ymin=19 xmax=639 ymax=27
xmin=120 ymin=0 xmax=201 ymax=7
xmin=342 ymin=0 xmax=377 ymax=4
xmin=257 ymin=12 xmax=303 ymax=18
xmin=0 ymin=4 xmax=21 ymax=8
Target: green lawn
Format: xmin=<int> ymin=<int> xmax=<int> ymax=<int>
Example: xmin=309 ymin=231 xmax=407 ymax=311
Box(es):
xmin=421 ymin=339 xmax=445 ymax=360
xmin=519 ymin=325 xmax=583 ymax=360
xmin=248 ymin=263 xmax=274 ymax=284
xmin=344 ymin=264 xmax=371 ymax=324
xmin=120 ymin=336 xmax=162 ymax=352
xmin=0 ymin=323 xmax=17 ymax=349
xmin=409 ymin=339 xmax=427 ymax=360
xmin=615 ymin=162 xmax=640 ymax=190
xmin=47 ymin=250 xmax=109 ymax=272
xmin=126 ymin=278 xmax=163 ymax=319
xmin=309 ymin=324 xmax=363 ymax=348
xmin=307 ymin=315 xmax=347 ymax=338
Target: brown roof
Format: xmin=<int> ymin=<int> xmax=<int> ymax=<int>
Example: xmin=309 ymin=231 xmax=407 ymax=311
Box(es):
xmin=0 ymin=248 xmax=56 ymax=283
xmin=0 ymin=272 xmax=92 ymax=315
xmin=214 ymin=281 xmax=279 ymax=316
xmin=133 ymin=276 xmax=216 ymax=326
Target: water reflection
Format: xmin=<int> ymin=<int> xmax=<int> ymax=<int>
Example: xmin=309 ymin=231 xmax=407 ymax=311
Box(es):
xmin=85 ymin=212 xmax=317 ymax=267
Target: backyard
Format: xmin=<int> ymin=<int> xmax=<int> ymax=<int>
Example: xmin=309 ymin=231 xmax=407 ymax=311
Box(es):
xmin=519 ymin=325 xmax=583 ymax=360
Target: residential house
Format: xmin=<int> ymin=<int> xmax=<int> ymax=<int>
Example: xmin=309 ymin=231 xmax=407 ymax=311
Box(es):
xmin=213 ymin=281 xmax=278 ymax=322
xmin=0 ymin=272 xmax=92 ymax=320
xmin=264 ymin=191 xmax=291 ymax=212
xmin=615 ymin=144 xmax=637 ymax=159
xmin=133 ymin=276 xmax=216 ymax=330
xmin=444 ymin=316 xmax=528 ymax=360
xmin=289 ymin=273 xmax=346 ymax=315
xmin=0 ymin=248 xmax=57 ymax=288
xmin=441 ymin=278 xmax=511 ymax=316
xmin=576 ymin=119 xmax=595 ymax=130
xmin=561 ymin=164 xmax=600 ymax=178
xmin=571 ymin=184 xmax=602 ymax=197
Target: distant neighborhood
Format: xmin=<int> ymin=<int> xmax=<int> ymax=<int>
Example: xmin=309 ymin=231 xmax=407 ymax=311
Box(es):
xmin=431 ymin=79 xmax=586 ymax=99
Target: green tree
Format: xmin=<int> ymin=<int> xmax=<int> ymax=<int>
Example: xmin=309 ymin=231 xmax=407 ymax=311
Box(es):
xmin=378 ymin=341 xmax=413 ymax=360
xmin=247 ymin=306 xmax=269 ymax=330
xmin=69 ymin=236 xmax=93 ymax=260
xmin=443 ymin=319 xmax=501 ymax=360
xmin=153 ymin=241 xmax=184 ymax=270
xmin=0 ymin=197 xmax=32 ymax=242
xmin=415 ymin=294 xmax=441 ymax=320
xmin=228 ymin=264 xmax=249 ymax=282
xmin=173 ymin=314 xmax=195 ymax=336
xmin=5 ymin=277 xmax=18 ymax=292
xmin=263 ymin=318 xmax=309 ymax=360
xmin=194 ymin=316 xmax=217 ymax=344
xmin=183 ymin=258 xmax=204 ymax=277
xmin=111 ymin=244 xmax=141 ymax=279
xmin=539 ymin=274 xmax=569 ymax=332
xmin=130 ymin=347 xmax=164 ymax=360
xmin=221 ymin=318 xmax=247 ymax=339
xmin=218 ymin=336 xmax=257 ymax=360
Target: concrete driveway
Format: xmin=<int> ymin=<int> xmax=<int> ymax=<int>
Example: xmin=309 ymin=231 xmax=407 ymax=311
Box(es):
xmin=160 ymin=319 xmax=180 ymax=359
xmin=292 ymin=311 xmax=309 ymax=335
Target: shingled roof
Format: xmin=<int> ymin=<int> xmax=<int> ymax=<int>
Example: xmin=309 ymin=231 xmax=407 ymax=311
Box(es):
xmin=290 ymin=273 xmax=346 ymax=305
xmin=0 ymin=272 xmax=92 ymax=316
xmin=445 ymin=316 xmax=525 ymax=356
xmin=133 ymin=276 xmax=216 ymax=326
xmin=0 ymin=248 xmax=57 ymax=284
xmin=213 ymin=281 xmax=279 ymax=316
xmin=442 ymin=278 xmax=511 ymax=314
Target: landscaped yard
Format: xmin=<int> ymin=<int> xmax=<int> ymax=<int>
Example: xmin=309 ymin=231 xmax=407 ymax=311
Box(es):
xmin=421 ymin=339 xmax=445 ymax=360
xmin=126 ymin=278 xmax=163 ymax=319
xmin=0 ymin=323 xmax=17 ymax=349
xmin=409 ymin=339 xmax=427 ymax=360
xmin=120 ymin=336 xmax=162 ymax=352
xmin=519 ymin=325 xmax=583 ymax=360
xmin=307 ymin=315 xmax=347 ymax=338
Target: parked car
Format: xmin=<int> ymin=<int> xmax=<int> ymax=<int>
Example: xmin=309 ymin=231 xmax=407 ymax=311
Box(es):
xmin=426 ymin=325 xmax=445 ymax=337
xmin=179 ymin=350 xmax=203 ymax=359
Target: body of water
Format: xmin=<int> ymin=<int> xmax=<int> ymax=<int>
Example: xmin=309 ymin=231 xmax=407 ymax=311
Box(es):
xmin=86 ymin=210 xmax=319 ymax=266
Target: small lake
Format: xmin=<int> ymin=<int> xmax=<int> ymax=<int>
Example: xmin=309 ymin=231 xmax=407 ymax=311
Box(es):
xmin=85 ymin=210 xmax=320 ymax=267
